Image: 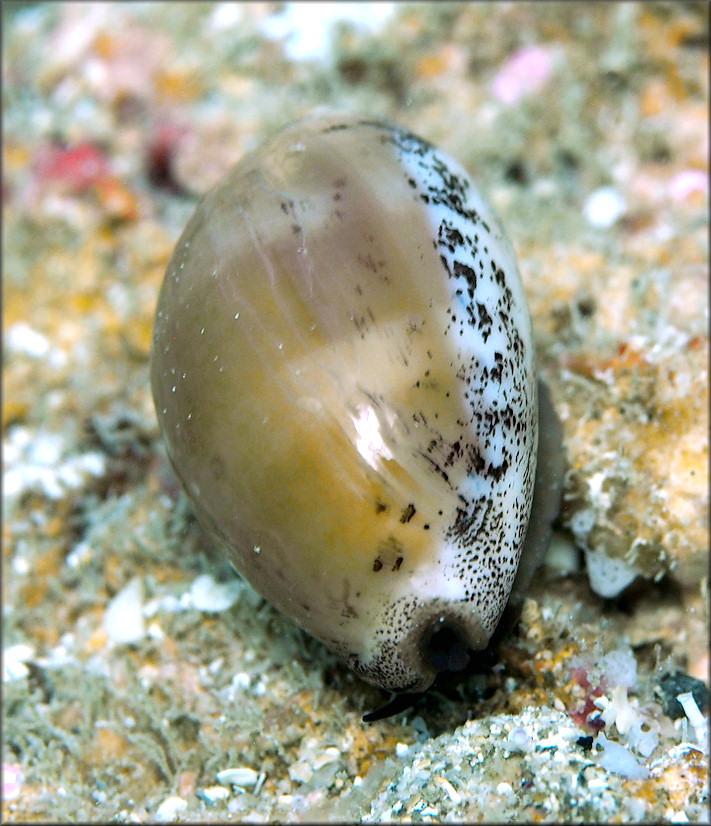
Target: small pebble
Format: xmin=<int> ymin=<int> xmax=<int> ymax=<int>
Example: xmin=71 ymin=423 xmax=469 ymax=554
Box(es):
xmin=288 ymin=761 xmax=313 ymax=785
xmin=199 ymin=785 xmax=230 ymax=804
xmin=596 ymin=732 xmax=649 ymax=780
xmin=544 ymin=531 xmax=580 ymax=576
xmin=2 ymin=763 xmax=23 ymax=801
xmin=668 ymin=169 xmax=708 ymax=202
xmin=435 ymin=775 xmax=461 ymax=804
xmin=312 ymin=747 xmax=340 ymax=770
xmin=154 ymin=796 xmax=188 ymax=822
xmin=189 ymin=574 xmax=241 ymax=613
xmin=583 ymin=186 xmax=626 ymax=228
xmin=584 ymin=547 xmax=639 ymax=598
xmin=491 ymin=45 xmax=554 ymax=104
xmin=2 ymin=644 xmax=35 ymax=682
xmin=5 ymin=323 xmax=50 ymax=358
xmin=104 ymin=578 xmax=145 ymax=644
xmin=216 ymin=767 xmax=259 ymax=788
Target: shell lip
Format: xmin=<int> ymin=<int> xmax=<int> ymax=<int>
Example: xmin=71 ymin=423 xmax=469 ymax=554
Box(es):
xmin=395 ymin=600 xmax=490 ymax=692
xmin=362 ymin=634 xmax=499 ymax=722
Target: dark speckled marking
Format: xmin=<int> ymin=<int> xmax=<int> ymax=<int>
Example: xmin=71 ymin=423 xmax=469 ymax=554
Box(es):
xmin=336 ymin=119 xmax=538 ymax=693
xmin=400 ymin=503 xmax=416 ymax=523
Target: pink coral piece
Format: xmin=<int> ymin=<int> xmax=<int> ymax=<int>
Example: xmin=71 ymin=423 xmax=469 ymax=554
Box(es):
xmin=38 ymin=143 xmax=110 ymax=193
xmin=491 ymin=46 xmax=553 ymax=105
xmin=2 ymin=763 xmax=23 ymax=801
xmin=668 ymin=169 xmax=708 ymax=202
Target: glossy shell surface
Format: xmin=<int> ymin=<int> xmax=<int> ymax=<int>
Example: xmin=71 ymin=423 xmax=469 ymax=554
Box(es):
xmin=151 ymin=114 xmax=539 ymax=693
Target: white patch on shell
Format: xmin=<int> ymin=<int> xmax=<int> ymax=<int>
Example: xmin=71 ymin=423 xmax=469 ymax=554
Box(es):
xmin=343 ymin=122 xmax=538 ymax=690
xmin=353 ymin=404 xmax=394 ymax=469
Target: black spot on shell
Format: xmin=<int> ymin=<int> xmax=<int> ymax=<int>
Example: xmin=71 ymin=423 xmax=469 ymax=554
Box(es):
xmin=400 ymin=504 xmax=416 ymax=523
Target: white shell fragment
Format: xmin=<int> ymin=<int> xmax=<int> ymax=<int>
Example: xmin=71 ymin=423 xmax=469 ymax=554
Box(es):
xmin=2 ymin=644 xmax=35 ymax=682
xmin=584 ymin=547 xmax=640 ymax=598
xmin=216 ymin=767 xmax=260 ymax=788
xmin=596 ymin=732 xmax=650 ymax=780
xmin=104 ymin=577 xmax=146 ymax=644
xmin=154 ymin=796 xmax=189 ymax=822
xmin=676 ymin=692 xmax=709 ymax=749
xmin=583 ymin=186 xmax=626 ymax=228
xmin=189 ymin=573 xmax=241 ymax=612
xmin=151 ymin=114 xmax=553 ymax=694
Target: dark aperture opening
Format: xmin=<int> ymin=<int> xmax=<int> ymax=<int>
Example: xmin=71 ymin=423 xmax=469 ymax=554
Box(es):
xmin=424 ymin=622 xmax=470 ymax=673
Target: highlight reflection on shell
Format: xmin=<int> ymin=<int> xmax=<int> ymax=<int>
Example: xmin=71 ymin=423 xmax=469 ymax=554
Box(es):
xmin=151 ymin=114 xmax=546 ymax=694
